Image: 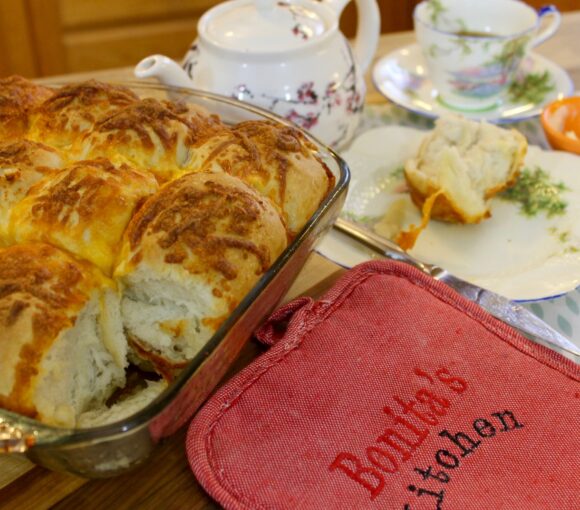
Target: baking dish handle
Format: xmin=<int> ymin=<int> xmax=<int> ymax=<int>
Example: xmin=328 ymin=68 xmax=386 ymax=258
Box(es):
xmin=0 ymin=418 xmax=37 ymax=454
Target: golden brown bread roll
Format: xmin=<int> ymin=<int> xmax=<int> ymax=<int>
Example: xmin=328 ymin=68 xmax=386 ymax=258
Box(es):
xmin=197 ymin=120 xmax=334 ymax=236
xmin=0 ymin=78 xmax=331 ymax=427
xmin=0 ymin=140 xmax=63 ymax=244
xmin=10 ymin=158 xmax=158 ymax=275
xmin=0 ymin=243 xmax=126 ymax=428
xmin=79 ymin=98 xmax=228 ymax=182
xmin=115 ymin=172 xmax=287 ymax=374
xmin=0 ymin=76 xmax=54 ymax=142
xmin=28 ymin=80 xmax=139 ymax=149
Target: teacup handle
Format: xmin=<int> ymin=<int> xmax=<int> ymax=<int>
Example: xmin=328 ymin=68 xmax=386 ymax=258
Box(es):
xmin=532 ymin=5 xmax=561 ymax=48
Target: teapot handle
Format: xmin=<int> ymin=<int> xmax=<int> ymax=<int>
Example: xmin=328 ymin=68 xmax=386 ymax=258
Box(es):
xmin=323 ymin=0 xmax=380 ymax=73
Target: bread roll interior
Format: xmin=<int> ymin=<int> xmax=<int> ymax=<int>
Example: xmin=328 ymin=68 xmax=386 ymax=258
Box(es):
xmin=115 ymin=172 xmax=287 ymax=374
xmin=0 ymin=243 xmax=126 ymax=428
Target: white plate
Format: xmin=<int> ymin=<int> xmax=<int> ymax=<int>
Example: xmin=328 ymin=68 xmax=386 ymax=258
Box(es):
xmin=316 ymin=125 xmax=580 ymax=302
xmin=372 ymin=43 xmax=573 ymax=123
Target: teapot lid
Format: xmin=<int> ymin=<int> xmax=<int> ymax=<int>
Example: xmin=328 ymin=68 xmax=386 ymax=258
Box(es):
xmin=199 ymin=0 xmax=333 ymax=53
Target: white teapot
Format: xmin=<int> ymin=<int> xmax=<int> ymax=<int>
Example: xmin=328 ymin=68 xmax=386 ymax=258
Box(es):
xmin=135 ymin=0 xmax=380 ymax=148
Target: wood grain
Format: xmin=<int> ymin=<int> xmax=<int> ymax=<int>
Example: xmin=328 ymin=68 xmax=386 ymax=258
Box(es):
xmin=62 ymin=18 xmax=199 ymax=72
xmin=0 ymin=456 xmax=33 ymax=490
xmin=26 ymin=0 xmax=67 ymax=76
xmin=59 ymin=0 xmax=218 ymax=29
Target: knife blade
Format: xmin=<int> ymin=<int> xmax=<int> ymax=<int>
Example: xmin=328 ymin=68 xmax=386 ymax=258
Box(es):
xmin=333 ymin=217 xmax=580 ymax=363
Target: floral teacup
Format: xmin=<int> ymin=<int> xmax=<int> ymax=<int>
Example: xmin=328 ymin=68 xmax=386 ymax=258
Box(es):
xmin=414 ymin=0 xmax=561 ymax=111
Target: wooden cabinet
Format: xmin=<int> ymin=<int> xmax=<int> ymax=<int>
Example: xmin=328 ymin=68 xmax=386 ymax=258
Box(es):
xmin=0 ymin=0 xmax=221 ymax=77
xmin=0 ymin=0 xmax=577 ymax=78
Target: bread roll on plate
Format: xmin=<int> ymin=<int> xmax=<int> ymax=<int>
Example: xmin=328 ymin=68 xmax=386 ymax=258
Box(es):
xmin=115 ymin=172 xmax=287 ymax=374
xmin=0 ymin=243 xmax=126 ymax=428
xmin=79 ymin=98 xmax=227 ymax=183
xmin=0 ymin=76 xmax=54 ymax=142
xmin=198 ymin=120 xmax=334 ymax=236
xmin=28 ymin=80 xmax=139 ymax=150
xmin=0 ymin=140 xmax=63 ymax=244
xmin=405 ymin=115 xmax=527 ymax=224
xmin=10 ymin=158 xmax=158 ymax=275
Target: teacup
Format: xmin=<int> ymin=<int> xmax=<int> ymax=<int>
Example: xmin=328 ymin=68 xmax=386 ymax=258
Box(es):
xmin=413 ymin=0 xmax=561 ymax=111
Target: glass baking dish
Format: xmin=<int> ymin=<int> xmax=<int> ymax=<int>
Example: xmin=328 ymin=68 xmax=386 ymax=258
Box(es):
xmin=0 ymin=82 xmax=349 ymax=477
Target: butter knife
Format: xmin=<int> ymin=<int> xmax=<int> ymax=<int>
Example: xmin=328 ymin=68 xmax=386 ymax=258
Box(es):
xmin=334 ymin=217 xmax=580 ymax=363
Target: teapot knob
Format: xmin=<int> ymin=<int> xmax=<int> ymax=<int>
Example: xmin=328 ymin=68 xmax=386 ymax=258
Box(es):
xmin=255 ymin=0 xmax=275 ymax=14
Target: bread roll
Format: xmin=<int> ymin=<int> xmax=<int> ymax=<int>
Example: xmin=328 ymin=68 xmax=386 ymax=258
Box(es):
xmin=28 ymin=80 xmax=139 ymax=150
xmin=404 ymin=116 xmax=527 ymax=224
xmin=115 ymin=172 xmax=287 ymax=373
xmin=0 ymin=243 xmax=126 ymax=428
xmin=196 ymin=120 xmax=333 ymax=236
xmin=79 ymin=98 xmax=227 ymax=182
xmin=0 ymin=140 xmax=63 ymax=244
xmin=0 ymin=76 xmax=54 ymax=142
xmin=10 ymin=158 xmax=158 ymax=275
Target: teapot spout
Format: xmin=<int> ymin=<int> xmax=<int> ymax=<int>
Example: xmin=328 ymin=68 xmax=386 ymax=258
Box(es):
xmin=134 ymin=55 xmax=193 ymax=90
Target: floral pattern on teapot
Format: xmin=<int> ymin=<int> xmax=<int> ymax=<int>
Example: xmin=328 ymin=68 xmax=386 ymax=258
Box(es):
xmin=136 ymin=0 xmax=380 ymax=148
xmin=182 ymin=38 xmax=365 ymax=148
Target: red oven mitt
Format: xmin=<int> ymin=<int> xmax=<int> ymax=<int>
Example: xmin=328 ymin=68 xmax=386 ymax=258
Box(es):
xmin=186 ymin=260 xmax=580 ymax=509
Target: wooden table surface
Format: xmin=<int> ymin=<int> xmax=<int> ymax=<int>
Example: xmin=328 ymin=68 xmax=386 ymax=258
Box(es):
xmin=2 ymin=14 xmax=580 ymax=509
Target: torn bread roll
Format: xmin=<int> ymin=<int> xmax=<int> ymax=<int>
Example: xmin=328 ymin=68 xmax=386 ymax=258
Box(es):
xmin=404 ymin=116 xmax=527 ymax=224
xmin=0 ymin=243 xmax=126 ymax=428
xmin=0 ymin=140 xmax=63 ymax=244
xmin=115 ymin=172 xmax=287 ymax=375
xmin=9 ymin=158 xmax=158 ymax=275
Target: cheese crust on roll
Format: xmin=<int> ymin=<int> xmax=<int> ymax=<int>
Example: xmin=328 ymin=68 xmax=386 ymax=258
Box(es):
xmin=0 ymin=76 xmax=54 ymax=142
xmin=0 ymin=243 xmax=126 ymax=428
xmin=28 ymin=80 xmax=139 ymax=150
xmin=0 ymin=140 xmax=63 ymax=244
xmin=197 ymin=120 xmax=334 ymax=236
xmin=10 ymin=158 xmax=158 ymax=274
xmin=115 ymin=172 xmax=287 ymax=374
xmin=80 ymin=98 xmax=227 ymax=183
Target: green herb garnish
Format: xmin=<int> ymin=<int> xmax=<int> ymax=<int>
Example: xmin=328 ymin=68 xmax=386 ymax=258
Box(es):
xmin=390 ymin=165 xmax=405 ymax=178
xmin=500 ymin=166 xmax=568 ymax=217
xmin=508 ymin=70 xmax=554 ymax=104
xmin=342 ymin=211 xmax=376 ymax=224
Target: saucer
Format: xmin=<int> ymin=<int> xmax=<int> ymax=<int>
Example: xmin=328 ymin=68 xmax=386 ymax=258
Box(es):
xmin=372 ymin=43 xmax=574 ymax=123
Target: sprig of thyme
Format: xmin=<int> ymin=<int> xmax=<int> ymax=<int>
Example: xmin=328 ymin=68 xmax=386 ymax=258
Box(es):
xmin=500 ymin=166 xmax=568 ymax=218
